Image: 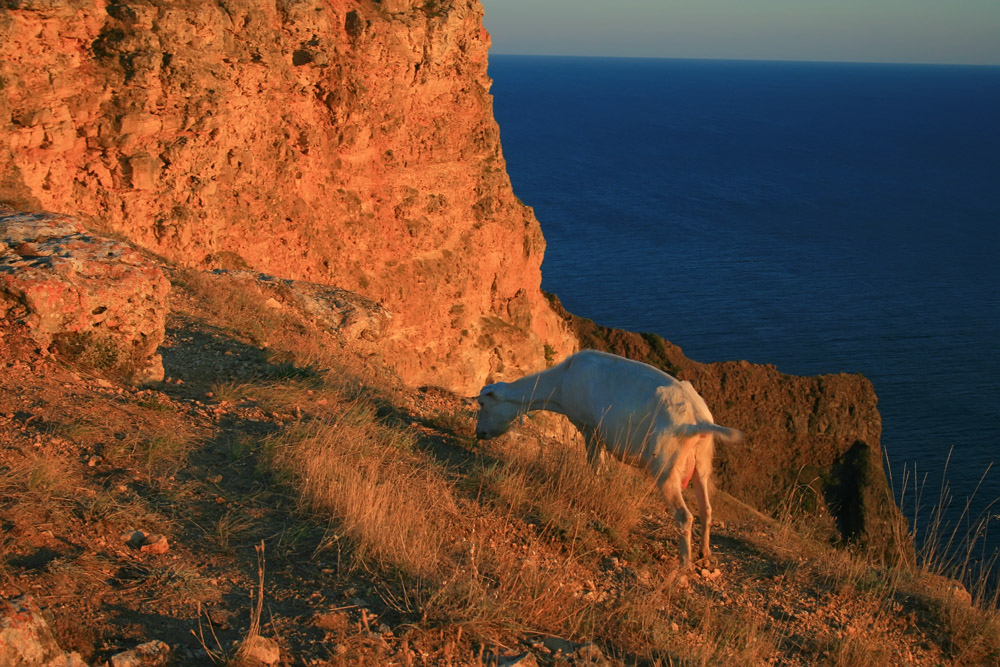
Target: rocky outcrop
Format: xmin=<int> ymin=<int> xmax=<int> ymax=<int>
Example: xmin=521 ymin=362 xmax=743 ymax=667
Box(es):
xmin=215 ymin=270 xmax=393 ymax=343
xmin=0 ymin=211 xmax=169 ymax=381
xmin=554 ymin=297 xmax=913 ymax=563
xmin=0 ymin=0 xmax=575 ymax=394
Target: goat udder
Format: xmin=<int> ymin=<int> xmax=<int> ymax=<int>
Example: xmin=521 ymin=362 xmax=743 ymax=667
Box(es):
xmin=680 ymin=450 xmax=696 ymax=489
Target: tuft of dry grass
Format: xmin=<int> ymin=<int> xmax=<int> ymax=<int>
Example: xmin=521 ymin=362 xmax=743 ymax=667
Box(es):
xmin=264 ymin=397 xmax=459 ymax=578
xmin=103 ymin=430 xmax=200 ymax=482
xmin=889 ymin=448 xmax=1000 ymax=610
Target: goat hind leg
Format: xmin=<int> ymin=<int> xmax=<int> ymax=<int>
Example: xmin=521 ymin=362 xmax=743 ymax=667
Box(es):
xmin=691 ymin=469 xmax=712 ymax=564
xmin=660 ymin=481 xmax=694 ymax=568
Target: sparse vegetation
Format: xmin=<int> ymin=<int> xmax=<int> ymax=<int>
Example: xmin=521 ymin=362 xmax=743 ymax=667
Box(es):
xmin=0 ymin=268 xmax=996 ymax=665
xmin=53 ymin=330 xmax=145 ymax=380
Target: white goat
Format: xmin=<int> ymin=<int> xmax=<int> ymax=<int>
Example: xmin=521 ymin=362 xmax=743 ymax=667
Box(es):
xmin=476 ymin=349 xmax=742 ymax=568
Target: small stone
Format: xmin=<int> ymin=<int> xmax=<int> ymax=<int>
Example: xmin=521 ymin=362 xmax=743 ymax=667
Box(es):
xmin=108 ymin=639 xmax=171 ymax=667
xmin=123 ymin=530 xmax=147 ymax=547
xmin=140 ymin=534 xmax=169 ymax=554
xmin=240 ymin=636 xmax=280 ymax=664
xmin=572 ymin=643 xmax=605 ymax=662
xmin=497 ymin=652 xmax=538 ymax=667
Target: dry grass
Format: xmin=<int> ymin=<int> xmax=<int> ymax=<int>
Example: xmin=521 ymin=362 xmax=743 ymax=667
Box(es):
xmin=477 ymin=433 xmax=653 ymax=548
xmin=264 ymin=398 xmax=459 ymax=578
xmin=103 ymin=430 xmax=201 ymax=481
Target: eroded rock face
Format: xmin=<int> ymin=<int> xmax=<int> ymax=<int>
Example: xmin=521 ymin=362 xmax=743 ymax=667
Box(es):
xmin=0 ymin=211 xmax=169 ymax=381
xmin=0 ymin=0 xmax=575 ymax=394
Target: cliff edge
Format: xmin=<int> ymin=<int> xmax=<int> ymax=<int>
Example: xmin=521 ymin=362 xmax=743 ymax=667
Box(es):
xmin=0 ymin=0 xmax=575 ymax=394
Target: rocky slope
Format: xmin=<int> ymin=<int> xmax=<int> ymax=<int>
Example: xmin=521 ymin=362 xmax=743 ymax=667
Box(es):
xmin=0 ymin=270 xmax=992 ymax=666
xmin=0 ymin=0 xmax=575 ymax=394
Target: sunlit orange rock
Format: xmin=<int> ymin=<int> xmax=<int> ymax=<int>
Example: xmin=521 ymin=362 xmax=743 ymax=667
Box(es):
xmin=0 ymin=0 xmax=575 ymax=393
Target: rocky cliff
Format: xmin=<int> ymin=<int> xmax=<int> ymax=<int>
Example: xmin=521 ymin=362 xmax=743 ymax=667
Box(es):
xmin=0 ymin=0 xmax=575 ymax=394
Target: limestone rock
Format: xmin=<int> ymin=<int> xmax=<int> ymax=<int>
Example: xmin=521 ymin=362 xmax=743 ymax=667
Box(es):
xmin=0 ymin=0 xmax=576 ymax=394
xmin=238 ymin=636 xmax=281 ymax=665
xmin=496 ymin=652 xmax=538 ymax=667
xmin=219 ymin=270 xmax=392 ymax=342
xmin=0 ymin=595 xmax=86 ymax=666
xmin=108 ymin=639 xmax=171 ymax=666
xmin=138 ymin=534 xmax=169 ymax=555
xmin=0 ymin=211 xmax=169 ymax=381
xmin=919 ymin=572 xmax=973 ymax=606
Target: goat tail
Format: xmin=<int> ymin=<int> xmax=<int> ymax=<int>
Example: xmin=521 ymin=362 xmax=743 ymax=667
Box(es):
xmin=678 ymin=422 xmax=744 ymax=445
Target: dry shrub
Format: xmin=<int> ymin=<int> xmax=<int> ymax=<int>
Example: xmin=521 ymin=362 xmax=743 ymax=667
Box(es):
xmin=420 ymin=529 xmax=591 ymax=636
xmin=265 ymin=402 xmax=458 ymax=578
xmin=0 ymin=450 xmax=79 ymax=502
xmin=938 ymin=596 xmax=1000 ymax=665
xmin=687 ymin=603 xmax=784 ymax=666
xmin=888 ymin=450 xmax=1000 ymax=616
xmin=828 ymin=628 xmax=899 ymax=667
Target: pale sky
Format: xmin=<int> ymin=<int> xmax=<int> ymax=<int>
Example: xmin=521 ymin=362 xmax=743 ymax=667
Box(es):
xmin=481 ymin=0 xmax=1000 ymax=66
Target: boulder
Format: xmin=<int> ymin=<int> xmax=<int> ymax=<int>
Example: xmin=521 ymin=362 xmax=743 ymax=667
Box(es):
xmin=0 ymin=211 xmax=169 ymax=381
xmin=0 ymin=595 xmax=86 ymax=666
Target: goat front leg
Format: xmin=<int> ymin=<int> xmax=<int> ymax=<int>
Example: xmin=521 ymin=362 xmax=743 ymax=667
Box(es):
xmin=580 ymin=425 xmax=607 ymax=474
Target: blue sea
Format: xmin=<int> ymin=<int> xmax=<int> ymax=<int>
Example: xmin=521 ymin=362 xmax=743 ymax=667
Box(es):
xmin=488 ymin=55 xmax=1000 ymax=558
